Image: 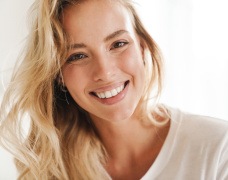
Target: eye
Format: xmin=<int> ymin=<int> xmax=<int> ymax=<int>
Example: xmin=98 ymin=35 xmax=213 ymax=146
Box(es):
xmin=111 ymin=41 xmax=129 ymax=50
xmin=66 ymin=53 xmax=88 ymax=63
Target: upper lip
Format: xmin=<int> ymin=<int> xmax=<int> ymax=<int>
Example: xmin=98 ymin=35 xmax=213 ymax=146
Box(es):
xmin=89 ymin=80 xmax=129 ymax=93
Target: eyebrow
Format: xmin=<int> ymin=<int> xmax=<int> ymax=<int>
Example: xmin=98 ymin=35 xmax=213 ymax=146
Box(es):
xmin=104 ymin=29 xmax=128 ymax=42
xmin=68 ymin=30 xmax=128 ymax=50
xmin=68 ymin=43 xmax=86 ymax=50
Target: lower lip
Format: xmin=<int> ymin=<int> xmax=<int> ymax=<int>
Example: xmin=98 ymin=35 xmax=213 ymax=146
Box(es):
xmin=91 ymin=82 xmax=129 ymax=105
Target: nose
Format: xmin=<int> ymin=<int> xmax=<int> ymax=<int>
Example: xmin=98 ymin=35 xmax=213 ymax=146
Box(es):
xmin=92 ymin=53 xmax=116 ymax=82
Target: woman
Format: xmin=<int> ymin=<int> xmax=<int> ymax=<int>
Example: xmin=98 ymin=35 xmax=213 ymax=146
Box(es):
xmin=0 ymin=0 xmax=227 ymax=179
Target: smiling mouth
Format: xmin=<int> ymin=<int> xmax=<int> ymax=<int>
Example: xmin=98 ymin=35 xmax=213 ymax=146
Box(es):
xmin=90 ymin=80 xmax=129 ymax=99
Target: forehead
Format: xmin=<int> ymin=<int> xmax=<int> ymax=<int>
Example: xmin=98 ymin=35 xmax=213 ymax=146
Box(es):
xmin=61 ymin=0 xmax=135 ymax=42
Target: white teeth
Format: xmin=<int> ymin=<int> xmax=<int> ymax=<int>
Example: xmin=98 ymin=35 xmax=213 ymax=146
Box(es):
xmin=94 ymin=84 xmax=125 ymax=99
xmin=111 ymin=89 xmax=118 ymax=96
xmin=105 ymin=91 xmax=112 ymax=98
xmin=100 ymin=92 xmax=105 ymax=98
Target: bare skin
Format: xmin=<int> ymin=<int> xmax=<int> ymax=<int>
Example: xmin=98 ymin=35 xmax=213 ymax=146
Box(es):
xmin=62 ymin=0 xmax=170 ymax=179
xmin=91 ymin=113 xmax=170 ymax=180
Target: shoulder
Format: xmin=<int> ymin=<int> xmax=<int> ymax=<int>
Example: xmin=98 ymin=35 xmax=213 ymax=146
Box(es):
xmin=142 ymin=105 xmax=228 ymax=179
xmin=167 ymin=106 xmax=228 ymax=138
xmin=165 ymin=106 xmax=228 ymax=179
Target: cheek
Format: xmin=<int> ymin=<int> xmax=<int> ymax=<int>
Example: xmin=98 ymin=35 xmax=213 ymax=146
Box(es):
xmin=120 ymin=45 xmax=145 ymax=73
xmin=62 ymin=65 xmax=86 ymax=92
xmin=62 ymin=66 xmax=90 ymax=107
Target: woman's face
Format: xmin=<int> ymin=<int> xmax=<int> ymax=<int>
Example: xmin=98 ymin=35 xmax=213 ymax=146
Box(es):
xmin=62 ymin=0 xmax=146 ymax=123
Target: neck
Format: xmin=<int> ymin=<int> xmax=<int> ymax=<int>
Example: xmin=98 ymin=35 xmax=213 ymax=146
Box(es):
xmin=90 ymin=112 xmax=170 ymax=179
xmin=91 ymin=114 xmax=160 ymax=160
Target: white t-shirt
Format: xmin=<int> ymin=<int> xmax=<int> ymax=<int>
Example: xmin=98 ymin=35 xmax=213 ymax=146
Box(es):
xmin=142 ymin=107 xmax=228 ymax=180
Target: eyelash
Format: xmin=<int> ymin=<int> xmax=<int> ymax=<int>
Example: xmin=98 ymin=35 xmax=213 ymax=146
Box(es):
xmin=66 ymin=53 xmax=88 ymax=63
xmin=111 ymin=41 xmax=129 ymax=50
xmin=66 ymin=41 xmax=129 ymax=63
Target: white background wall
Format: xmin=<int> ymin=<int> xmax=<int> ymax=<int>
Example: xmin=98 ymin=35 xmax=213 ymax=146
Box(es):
xmin=0 ymin=0 xmax=228 ymax=179
xmin=137 ymin=0 xmax=228 ymax=120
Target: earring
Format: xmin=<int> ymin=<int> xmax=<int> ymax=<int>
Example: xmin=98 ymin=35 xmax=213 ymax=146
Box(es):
xmin=61 ymin=86 xmax=69 ymax=105
xmin=58 ymin=72 xmax=69 ymax=104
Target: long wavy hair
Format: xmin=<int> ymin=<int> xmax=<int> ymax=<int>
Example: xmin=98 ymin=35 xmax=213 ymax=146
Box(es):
xmin=0 ymin=0 xmax=167 ymax=179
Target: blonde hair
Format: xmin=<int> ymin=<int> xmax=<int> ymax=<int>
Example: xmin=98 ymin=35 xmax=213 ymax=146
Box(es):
xmin=0 ymin=0 xmax=167 ymax=179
